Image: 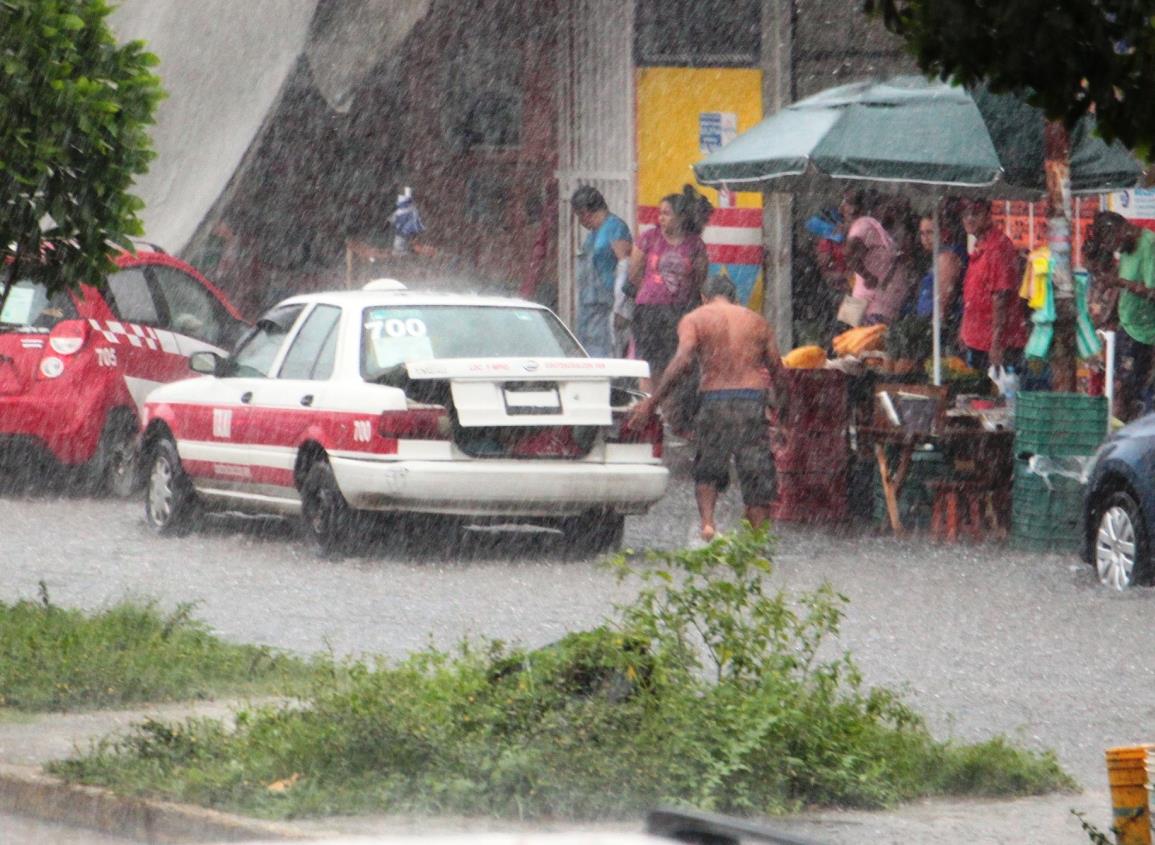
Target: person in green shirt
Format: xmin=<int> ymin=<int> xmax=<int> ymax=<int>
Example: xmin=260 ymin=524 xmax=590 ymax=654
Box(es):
xmin=1088 ymin=212 xmax=1155 ymax=420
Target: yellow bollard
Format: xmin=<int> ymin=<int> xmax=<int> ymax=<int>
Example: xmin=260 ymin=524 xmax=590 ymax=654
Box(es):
xmin=1105 ymin=745 xmax=1152 ymax=845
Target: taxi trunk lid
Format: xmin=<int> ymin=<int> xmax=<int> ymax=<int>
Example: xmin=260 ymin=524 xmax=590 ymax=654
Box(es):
xmin=404 ymin=357 xmax=650 ymax=460
xmin=405 ymin=358 xmax=649 ymax=427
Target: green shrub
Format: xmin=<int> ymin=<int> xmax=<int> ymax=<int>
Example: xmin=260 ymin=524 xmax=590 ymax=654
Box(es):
xmin=50 ymin=528 xmax=1075 ymax=819
xmin=0 ymin=586 xmax=312 ymax=711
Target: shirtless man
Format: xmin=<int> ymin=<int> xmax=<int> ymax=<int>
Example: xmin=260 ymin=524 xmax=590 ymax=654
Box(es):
xmin=630 ymin=274 xmax=785 ymax=542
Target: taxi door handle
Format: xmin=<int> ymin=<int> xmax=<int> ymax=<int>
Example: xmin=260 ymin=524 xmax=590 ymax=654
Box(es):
xmin=240 ymin=391 xmax=253 ymax=404
xmin=300 ymin=394 xmax=314 ymax=407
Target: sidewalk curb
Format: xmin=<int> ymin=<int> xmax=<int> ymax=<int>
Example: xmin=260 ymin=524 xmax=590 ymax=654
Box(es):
xmin=0 ymin=762 xmax=321 ymax=842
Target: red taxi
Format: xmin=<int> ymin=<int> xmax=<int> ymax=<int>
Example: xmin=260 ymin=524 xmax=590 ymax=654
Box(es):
xmin=141 ymin=282 xmax=668 ymax=555
xmin=0 ymin=250 xmax=246 ymax=494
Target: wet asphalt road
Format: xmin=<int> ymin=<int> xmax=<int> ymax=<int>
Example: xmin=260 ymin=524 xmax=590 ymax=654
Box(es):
xmin=0 ymin=815 xmax=134 ymax=844
xmin=0 ymin=442 xmax=1148 ymax=800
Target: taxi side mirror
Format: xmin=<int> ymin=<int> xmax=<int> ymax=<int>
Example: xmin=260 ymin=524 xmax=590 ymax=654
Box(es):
xmin=189 ymin=350 xmax=224 ymax=376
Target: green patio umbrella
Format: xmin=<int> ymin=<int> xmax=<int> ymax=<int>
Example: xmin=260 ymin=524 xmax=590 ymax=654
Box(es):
xmin=693 ymin=75 xmax=1141 ymax=196
xmin=693 ymin=75 xmax=1142 ymax=384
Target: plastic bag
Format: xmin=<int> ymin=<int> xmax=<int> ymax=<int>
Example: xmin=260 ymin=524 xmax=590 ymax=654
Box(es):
xmin=988 ymin=365 xmax=1019 ymax=399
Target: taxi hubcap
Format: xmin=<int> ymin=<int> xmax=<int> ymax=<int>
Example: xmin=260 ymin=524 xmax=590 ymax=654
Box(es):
xmin=307 ymin=488 xmax=334 ymax=536
xmin=149 ymin=455 xmax=174 ymax=525
xmin=1097 ymin=505 xmax=1137 ymax=590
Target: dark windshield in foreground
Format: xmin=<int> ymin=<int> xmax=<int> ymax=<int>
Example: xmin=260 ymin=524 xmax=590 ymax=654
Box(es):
xmin=0 ymin=280 xmax=78 ymax=330
xmin=361 ymin=305 xmax=583 ymax=380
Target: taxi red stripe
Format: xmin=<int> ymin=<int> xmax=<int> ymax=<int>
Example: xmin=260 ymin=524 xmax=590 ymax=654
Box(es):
xmin=182 ymin=461 xmax=295 ymax=488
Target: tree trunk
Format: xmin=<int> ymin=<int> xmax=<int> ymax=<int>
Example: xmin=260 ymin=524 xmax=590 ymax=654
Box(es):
xmin=1044 ymin=121 xmax=1076 ymax=392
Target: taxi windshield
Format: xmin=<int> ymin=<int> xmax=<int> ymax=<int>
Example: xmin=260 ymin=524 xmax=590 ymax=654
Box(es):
xmin=0 ymin=279 xmax=78 ymax=330
xmin=361 ymin=304 xmax=583 ymax=380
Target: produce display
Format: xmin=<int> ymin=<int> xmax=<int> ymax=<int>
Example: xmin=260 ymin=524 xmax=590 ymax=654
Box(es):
xmin=782 ymin=345 xmax=827 ymax=369
xmin=832 ymin=324 xmax=887 ymax=357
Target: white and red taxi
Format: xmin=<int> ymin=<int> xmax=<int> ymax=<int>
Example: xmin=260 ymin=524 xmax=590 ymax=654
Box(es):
xmin=140 ymin=282 xmax=668 ymax=554
xmin=0 ymin=250 xmax=246 ymax=494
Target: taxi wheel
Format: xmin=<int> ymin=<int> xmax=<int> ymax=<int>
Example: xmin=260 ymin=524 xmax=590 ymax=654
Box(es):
xmin=145 ymin=437 xmax=197 ymax=536
xmin=83 ymin=412 xmax=141 ymax=498
xmin=301 ymin=461 xmax=353 ymax=557
xmin=563 ymin=510 xmax=625 ymax=558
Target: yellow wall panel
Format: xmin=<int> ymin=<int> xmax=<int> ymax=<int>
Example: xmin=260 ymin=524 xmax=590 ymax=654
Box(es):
xmin=636 ymin=67 xmax=763 ymax=209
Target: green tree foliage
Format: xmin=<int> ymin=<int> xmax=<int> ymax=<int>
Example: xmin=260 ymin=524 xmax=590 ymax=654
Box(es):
xmin=0 ymin=0 xmax=163 ymax=309
xmin=864 ymin=1 xmax=1155 ymax=153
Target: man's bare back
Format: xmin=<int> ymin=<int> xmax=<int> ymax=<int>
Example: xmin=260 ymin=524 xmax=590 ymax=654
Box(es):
xmin=679 ymin=299 xmax=781 ymax=392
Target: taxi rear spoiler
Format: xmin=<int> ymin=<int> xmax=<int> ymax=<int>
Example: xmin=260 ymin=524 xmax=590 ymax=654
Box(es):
xmin=406 ymin=357 xmax=650 ymax=381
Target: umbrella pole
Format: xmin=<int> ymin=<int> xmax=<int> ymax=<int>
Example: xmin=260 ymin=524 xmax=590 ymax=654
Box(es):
xmin=932 ymin=203 xmax=942 ymax=386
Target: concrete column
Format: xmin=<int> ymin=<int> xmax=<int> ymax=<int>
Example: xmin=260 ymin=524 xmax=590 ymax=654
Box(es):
xmin=761 ymin=0 xmax=794 ymax=348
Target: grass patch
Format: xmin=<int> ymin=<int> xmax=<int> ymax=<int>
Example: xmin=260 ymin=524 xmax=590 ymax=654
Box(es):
xmin=0 ymin=583 xmax=313 ymax=711
xmin=48 ymin=530 xmax=1075 ymax=819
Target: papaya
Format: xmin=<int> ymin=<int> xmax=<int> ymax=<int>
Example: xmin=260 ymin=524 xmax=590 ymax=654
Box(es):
xmin=783 ymin=345 xmax=827 ymax=369
xmin=833 ymin=324 xmax=887 ymax=357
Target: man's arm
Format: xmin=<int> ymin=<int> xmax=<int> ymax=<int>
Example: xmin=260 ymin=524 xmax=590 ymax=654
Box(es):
xmin=762 ymin=323 xmax=788 ymax=410
xmin=629 ymin=318 xmax=698 ymax=425
xmin=989 ymin=290 xmax=1009 ymax=368
xmin=1114 ymin=266 xmax=1155 ymax=301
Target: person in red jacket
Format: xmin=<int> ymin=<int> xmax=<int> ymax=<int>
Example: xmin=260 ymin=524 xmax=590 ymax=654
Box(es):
xmin=959 ymin=198 xmax=1028 ymax=371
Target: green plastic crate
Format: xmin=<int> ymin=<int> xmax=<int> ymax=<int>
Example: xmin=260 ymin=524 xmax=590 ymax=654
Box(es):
xmin=1010 ymin=531 xmax=1082 ymax=554
xmin=1011 ymin=459 xmax=1085 ymax=551
xmin=1016 ymin=392 xmax=1108 ymax=415
xmin=1016 ymin=394 xmax=1104 ymax=459
xmin=1014 ymin=392 xmax=1107 ymax=458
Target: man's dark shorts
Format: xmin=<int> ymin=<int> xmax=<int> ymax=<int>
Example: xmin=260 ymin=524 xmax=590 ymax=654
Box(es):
xmin=693 ymin=389 xmax=776 ymax=506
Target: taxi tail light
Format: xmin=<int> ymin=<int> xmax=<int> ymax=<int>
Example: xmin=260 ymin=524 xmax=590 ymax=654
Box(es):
xmin=378 ymin=407 xmax=450 ymax=440
xmin=608 ymin=409 xmax=663 ymax=458
xmin=47 ymin=319 xmax=89 ymax=355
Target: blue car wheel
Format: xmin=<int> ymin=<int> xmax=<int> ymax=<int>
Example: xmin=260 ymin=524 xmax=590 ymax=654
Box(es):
xmin=1095 ymin=491 xmax=1152 ymax=589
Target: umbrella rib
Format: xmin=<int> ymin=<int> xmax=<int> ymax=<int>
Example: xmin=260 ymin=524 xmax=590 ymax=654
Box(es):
xmin=695 ymin=169 xmax=810 ymax=186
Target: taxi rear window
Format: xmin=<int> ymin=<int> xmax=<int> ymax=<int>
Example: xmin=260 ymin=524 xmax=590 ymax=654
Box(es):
xmin=361 ymin=305 xmax=582 ymax=380
xmin=0 ymin=280 xmax=78 ymax=330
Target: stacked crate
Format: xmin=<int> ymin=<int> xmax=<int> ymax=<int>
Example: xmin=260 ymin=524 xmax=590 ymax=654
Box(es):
xmin=1011 ymin=392 xmax=1107 ymax=553
xmin=772 ymin=370 xmax=850 ymax=523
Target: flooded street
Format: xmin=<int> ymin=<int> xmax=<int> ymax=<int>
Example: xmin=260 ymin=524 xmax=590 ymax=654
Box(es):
xmin=0 ymin=444 xmax=1140 ymax=796
xmin=0 ymin=815 xmax=134 ymax=844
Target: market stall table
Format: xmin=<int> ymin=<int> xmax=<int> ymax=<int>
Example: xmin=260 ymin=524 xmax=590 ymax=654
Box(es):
xmin=859 ymin=420 xmax=1015 ymax=538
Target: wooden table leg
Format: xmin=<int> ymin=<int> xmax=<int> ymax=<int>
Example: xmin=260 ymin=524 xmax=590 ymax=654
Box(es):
xmin=875 ymin=442 xmax=913 ymax=537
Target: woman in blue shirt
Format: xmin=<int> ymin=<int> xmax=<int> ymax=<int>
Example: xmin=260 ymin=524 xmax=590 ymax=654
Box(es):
xmin=571 ymin=187 xmax=633 ymax=357
xmin=914 ymin=209 xmax=968 ymax=349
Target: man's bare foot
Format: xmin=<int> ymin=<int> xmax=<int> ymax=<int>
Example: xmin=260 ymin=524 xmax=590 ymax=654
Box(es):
xmin=700 ymin=525 xmax=717 ymax=542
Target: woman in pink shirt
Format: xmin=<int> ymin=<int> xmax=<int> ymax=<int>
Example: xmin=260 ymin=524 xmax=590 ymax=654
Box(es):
xmin=627 ymin=185 xmax=712 ymax=390
xmin=839 ymin=189 xmax=913 ymax=326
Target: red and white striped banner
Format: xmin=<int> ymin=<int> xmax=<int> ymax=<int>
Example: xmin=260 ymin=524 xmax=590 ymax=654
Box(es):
xmin=637 ymin=206 xmax=763 ymax=266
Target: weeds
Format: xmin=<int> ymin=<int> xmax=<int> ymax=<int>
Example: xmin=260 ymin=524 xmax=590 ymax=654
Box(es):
xmin=48 ymin=527 xmax=1075 ymax=819
xmin=0 ymin=589 xmax=313 ymax=711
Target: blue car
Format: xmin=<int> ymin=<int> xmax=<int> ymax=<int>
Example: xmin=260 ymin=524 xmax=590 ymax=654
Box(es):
xmin=1083 ymin=415 xmax=1155 ymax=589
